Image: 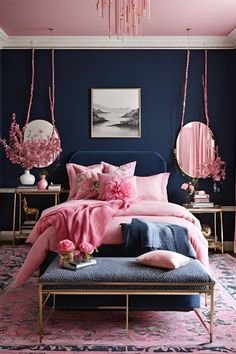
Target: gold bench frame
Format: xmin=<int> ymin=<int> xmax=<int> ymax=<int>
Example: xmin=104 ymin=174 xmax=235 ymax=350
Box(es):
xmin=39 ymin=280 xmax=214 ymax=346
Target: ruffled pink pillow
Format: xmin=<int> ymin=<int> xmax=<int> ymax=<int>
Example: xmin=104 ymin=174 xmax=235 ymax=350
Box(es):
xmin=101 ymin=161 xmax=136 ymax=176
xmin=98 ymin=173 xmax=137 ymax=201
xmin=137 ymin=250 xmax=190 ymax=269
xmin=136 ymin=173 xmax=170 ymax=202
xmin=66 ymin=163 xmax=103 ymax=200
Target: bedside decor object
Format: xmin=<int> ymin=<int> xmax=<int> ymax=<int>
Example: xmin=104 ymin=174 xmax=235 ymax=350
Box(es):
xmin=58 ymin=239 xmax=75 ymax=267
xmin=201 ymin=224 xmax=212 ymax=239
xmin=22 ymin=197 xmax=39 ymax=222
xmin=181 ymin=181 xmax=195 ymax=205
xmin=37 ymin=170 xmax=48 ymax=190
xmin=91 ymin=88 xmax=141 ymax=138
xmin=20 ymin=170 xmax=35 ymax=185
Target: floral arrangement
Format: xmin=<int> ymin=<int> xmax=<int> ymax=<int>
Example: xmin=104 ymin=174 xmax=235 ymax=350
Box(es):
xmin=58 ymin=239 xmax=97 ymax=267
xmin=181 ymin=181 xmax=195 ymax=204
xmin=202 ymin=147 xmax=226 ymax=182
xmin=58 ymin=239 xmax=75 ymax=266
xmin=78 ymin=242 xmax=97 ymax=262
xmin=0 ymin=113 xmax=62 ymax=171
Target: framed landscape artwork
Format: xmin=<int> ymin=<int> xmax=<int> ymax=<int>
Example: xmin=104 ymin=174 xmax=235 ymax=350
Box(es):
xmin=91 ymin=88 xmax=141 ymax=138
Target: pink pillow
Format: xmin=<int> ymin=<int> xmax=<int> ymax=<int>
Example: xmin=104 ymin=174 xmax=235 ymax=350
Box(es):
xmin=137 ymin=250 xmax=190 ymax=269
xmin=66 ymin=163 xmax=103 ymax=200
xmin=136 ymin=173 xmax=170 ymax=201
xmin=101 ymin=161 xmax=136 ymax=176
xmin=97 ymin=173 xmax=137 ymax=201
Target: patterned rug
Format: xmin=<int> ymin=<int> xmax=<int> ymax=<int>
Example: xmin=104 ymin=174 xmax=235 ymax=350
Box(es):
xmin=0 ymin=245 xmax=236 ymax=353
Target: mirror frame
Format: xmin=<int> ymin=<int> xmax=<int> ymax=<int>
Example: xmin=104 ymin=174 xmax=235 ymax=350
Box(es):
xmin=175 ymin=121 xmax=215 ymax=179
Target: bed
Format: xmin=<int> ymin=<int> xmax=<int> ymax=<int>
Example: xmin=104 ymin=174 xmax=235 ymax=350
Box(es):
xmin=13 ymin=151 xmax=208 ymax=310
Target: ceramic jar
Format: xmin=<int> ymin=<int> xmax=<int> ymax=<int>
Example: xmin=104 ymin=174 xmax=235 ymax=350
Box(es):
xmin=20 ymin=170 xmax=35 ymax=185
xmin=37 ymin=175 xmax=48 ymax=190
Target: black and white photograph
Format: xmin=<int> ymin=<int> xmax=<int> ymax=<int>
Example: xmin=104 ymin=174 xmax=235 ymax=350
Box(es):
xmin=91 ymin=88 xmax=141 ymax=138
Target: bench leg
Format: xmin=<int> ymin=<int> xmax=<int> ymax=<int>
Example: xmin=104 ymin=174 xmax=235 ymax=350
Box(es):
xmin=39 ymin=284 xmax=43 ymax=343
xmin=126 ymin=294 xmax=129 ymax=351
xmin=210 ymin=285 xmax=214 ymax=343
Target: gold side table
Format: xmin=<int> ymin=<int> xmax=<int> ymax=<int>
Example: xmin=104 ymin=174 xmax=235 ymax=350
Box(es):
xmin=187 ymin=207 xmax=224 ymax=253
xmin=13 ymin=188 xmax=61 ymax=245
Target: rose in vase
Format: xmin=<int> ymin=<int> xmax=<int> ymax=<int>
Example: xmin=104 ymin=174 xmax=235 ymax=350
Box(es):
xmin=58 ymin=239 xmax=75 ymax=267
xmin=77 ymin=242 xmax=97 ymax=262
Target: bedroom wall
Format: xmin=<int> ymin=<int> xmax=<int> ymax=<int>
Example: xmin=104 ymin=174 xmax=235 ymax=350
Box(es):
xmin=1 ymin=49 xmax=236 ymax=239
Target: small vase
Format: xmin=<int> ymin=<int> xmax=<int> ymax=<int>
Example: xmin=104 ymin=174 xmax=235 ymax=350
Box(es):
xmin=212 ymin=181 xmax=223 ymax=206
xmin=20 ymin=170 xmax=35 ymax=185
xmin=37 ymin=175 xmax=48 ymax=190
xmin=59 ymin=251 xmax=74 ymax=267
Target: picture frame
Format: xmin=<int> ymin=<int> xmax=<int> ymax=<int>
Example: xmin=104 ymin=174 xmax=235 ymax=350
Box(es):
xmin=91 ymin=88 xmax=141 ymax=138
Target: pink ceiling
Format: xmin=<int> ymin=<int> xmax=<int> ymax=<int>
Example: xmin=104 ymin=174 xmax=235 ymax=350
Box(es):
xmin=0 ymin=0 xmax=235 ymax=37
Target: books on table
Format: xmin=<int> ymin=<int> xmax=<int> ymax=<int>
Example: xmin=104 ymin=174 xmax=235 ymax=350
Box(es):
xmin=62 ymin=259 xmax=97 ymax=271
xmin=190 ymin=202 xmax=214 ymax=208
xmin=191 ymin=190 xmax=214 ymax=207
xmin=48 ymin=184 xmax=61 ymax=191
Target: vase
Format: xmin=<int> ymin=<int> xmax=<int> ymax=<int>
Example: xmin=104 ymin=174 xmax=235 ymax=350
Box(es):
xmin=212 ymin=181 xmax=223 ymax=206
xmin=37 ymin=175 xmax=48 ymax=190
xmin=59 ymin=251 xmax=74 ymax=267
xmin=20 ymin=170 xmax=35 ymax=185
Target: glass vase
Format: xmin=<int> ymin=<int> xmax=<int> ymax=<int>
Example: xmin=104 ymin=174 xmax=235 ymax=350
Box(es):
xmin=212 ymin=181 xmax=223 ymax=207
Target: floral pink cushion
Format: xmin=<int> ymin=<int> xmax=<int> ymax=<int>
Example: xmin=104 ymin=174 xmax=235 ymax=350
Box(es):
xmin=101 ymin=161 xmax=136 ymax=176
xmin=97 ymin=173 xmax=137 ymax=201
xmin=66 ymin=163 xmax=103 ymax=200
xmin=137 ymin=250 xmax=190 ymax=269
xmin=136 ymin=173 xmax=170 ymax=201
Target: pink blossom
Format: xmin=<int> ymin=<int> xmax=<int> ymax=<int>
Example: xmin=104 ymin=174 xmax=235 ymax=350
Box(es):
xmin=202 ymin=146 xmax=226 ymax=182
xmin=58 ymin=239 xmax=75 ymax=253
xmin=0 ymin=113 xmax=62 ymax=170
xmin=79 ymin=242 xmax=95 ymax=255
xmin=181 ymin=183 xmax=189 ymax=191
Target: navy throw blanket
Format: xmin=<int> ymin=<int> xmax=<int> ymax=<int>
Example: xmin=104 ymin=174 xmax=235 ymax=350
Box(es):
xmin=121 ymin=218 xmax=196 ymax=258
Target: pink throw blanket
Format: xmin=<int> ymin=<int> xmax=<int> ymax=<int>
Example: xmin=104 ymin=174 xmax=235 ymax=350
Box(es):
xmin=31 ymin=199 xmax=131 ymax=249
xmin=12 ymin=200 xmax=131 ymax=288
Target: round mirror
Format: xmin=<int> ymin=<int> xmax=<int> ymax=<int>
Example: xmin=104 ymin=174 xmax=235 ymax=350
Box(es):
xmin=175 ymin=121 xmax=215 ymax=178
xmin=24 ymin=119 xmax=61 ymax=168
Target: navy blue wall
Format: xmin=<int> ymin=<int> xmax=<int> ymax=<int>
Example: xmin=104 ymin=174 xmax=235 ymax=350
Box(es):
xmin=1 ymin=49 xmax=236 ymax=238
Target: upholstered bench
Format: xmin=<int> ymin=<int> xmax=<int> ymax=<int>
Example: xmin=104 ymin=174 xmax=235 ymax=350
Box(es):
xmin=39 ymin=257 xmax=215 ymax=344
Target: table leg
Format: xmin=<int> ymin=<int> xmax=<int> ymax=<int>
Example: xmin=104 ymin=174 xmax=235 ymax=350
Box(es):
xmin=220 ymin=211 xmax=224 ymax=253
xmin=12 ymin=192 xmax=17 ymax=246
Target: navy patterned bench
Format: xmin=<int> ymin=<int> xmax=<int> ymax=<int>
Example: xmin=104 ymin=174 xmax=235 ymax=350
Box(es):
xmin=39 ymin=257 xmax=215 ymax=344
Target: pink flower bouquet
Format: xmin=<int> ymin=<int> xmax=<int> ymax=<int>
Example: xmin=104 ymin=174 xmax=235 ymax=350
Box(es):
xmin=77 ymin=242 xmax=97 ymax=262
xmin=58 ymin=239 xmax=75 ymax=267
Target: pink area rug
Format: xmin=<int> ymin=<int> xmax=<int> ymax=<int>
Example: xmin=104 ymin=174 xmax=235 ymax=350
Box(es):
xmin=0 ymin=246 xmax=236 ymax=353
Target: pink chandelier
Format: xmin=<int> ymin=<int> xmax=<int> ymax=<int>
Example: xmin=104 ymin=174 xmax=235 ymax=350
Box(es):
xmin=96 ymin=0 xmax=151 ymax=37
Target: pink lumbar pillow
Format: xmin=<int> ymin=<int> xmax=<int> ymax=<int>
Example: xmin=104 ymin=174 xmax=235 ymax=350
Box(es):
xmin=136 ymin=250 xmax=190 ymax=269
xmin=101 ymin=161 xmax=136 ymax=176
xmin=136 ymin=173 xmax=170 ymax=202
xmin=97 ymin=173 xmax=137 ymax=201
xmin=66 ymin=163 xmax=103 ymax=200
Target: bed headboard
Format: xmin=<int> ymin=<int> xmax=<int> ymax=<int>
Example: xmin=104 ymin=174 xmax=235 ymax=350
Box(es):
xmin=69 ymin=151 xmax=167 ymax=176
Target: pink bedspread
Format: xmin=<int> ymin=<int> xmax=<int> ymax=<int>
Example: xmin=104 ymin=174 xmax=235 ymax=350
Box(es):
xmin=12 ymin=200 xmax=208 ymax=288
